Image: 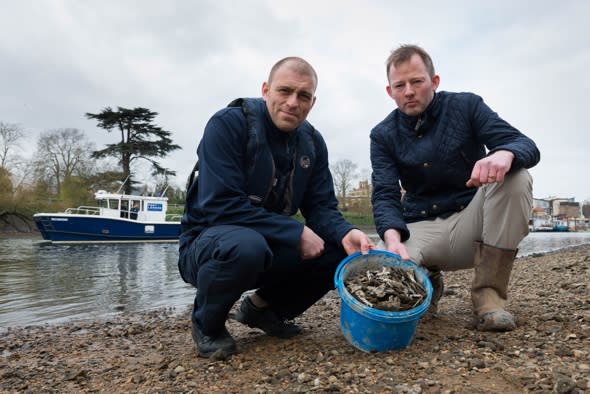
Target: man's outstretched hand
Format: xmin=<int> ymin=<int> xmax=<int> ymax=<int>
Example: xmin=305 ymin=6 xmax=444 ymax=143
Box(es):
xmin=342 ymin=229 xmax=375 ymax=256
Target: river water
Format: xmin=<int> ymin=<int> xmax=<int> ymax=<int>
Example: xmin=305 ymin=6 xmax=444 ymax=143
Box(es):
xmin=1 ymin=232 xmax=590 ymax=328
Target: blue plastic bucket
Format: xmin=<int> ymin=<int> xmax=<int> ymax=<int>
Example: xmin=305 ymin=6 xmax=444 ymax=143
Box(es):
xmin=334 ymin=250 xmax=433 ymax=352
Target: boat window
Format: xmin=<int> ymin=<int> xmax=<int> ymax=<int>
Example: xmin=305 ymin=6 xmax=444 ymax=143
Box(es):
xmin=130 ymin=201 xmax=140 ymax=220
xmin=109 ymin=199 xmax=120 ymax=210
xmin=120 ymin=200 xmax=130 ymax=218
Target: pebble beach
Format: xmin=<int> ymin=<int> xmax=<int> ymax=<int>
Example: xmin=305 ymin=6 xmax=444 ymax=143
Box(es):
xmin=1 ymin=244 xmax=589 ymax=393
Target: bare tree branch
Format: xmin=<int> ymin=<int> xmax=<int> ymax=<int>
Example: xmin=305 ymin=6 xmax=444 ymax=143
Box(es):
xmin=331 ymin=159 xmax=358 ymax=210
xmin=0 ymin=121 xmax=25 ymax=169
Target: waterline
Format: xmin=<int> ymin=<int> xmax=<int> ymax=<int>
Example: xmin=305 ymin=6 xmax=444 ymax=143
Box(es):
xmin=1 ymin=231 xmax=589 ymax=328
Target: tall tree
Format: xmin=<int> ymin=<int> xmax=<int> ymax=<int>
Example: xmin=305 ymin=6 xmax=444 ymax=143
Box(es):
xmin=331 ymin=159 xmax=358 ymax=210
xmin=85 ymin=107 xmax=181 ymax=194
xmin=0 ymin=121 xmax=24 ymax=169
xmin=33 ymin=128 xmax=95 ymax=198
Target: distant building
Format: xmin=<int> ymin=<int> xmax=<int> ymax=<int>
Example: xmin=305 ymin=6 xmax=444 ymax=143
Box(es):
xmin=532 ymin=198 xmax=551 ymax=216
xmin=347 ymin=180 xmax=371 ymax=200
xmin=536 ymin=197 xmax=581 ymax=219
xmin=347 ymin=180 xmax=371 ymax=211
xmin=533 ymin=196 xmax=586 ymax=231
xmin=556 ymin=201 xmax=581 ymax=219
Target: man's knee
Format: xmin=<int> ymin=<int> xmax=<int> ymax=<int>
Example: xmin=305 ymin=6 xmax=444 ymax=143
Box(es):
xmin=225 ymin=229 xmax=273 ymax=275
xmin=502 ymin=168 xmax=533 ymax=197
xmin=179 ymin=226 xmax=272 ymax=286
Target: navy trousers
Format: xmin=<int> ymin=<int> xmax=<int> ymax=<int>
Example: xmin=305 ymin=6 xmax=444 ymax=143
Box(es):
xmin=178 ymin=225 xmax=347 ymax=335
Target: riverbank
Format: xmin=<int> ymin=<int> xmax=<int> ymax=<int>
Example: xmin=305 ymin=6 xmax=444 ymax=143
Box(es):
xmin=0 ymin=212 xmax=36 ymax=234
xmin=0 ymin=231 xmax=40 ymax=239
xmin=1 ymin=244 xmax=589 ymax=393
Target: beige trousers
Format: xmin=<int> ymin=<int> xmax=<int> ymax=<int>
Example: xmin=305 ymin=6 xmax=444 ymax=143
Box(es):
xmin=404 ymin=169 xmax=533 ymax=271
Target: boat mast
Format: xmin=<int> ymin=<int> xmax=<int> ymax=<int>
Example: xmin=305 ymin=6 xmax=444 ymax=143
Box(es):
xmin=116 ymin=175 xmax=131 ymax=195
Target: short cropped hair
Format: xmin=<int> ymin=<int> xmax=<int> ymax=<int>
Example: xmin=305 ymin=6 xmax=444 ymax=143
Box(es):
xmin=268 ymin=57 xmax=318 ymax=89
xmin=386 ymin=44 xmax=436 ymax=81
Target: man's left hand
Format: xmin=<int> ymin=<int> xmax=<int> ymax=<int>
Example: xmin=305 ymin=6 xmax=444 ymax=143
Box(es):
xmin=342 ymin=229 xmax=375 ymax=255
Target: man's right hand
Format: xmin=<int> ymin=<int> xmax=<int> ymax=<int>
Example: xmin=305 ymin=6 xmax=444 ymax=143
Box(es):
xmin=298 ymin=225 xmax=325 ymax=260
xmin=383 ymin=228 xmax=411 ymax=260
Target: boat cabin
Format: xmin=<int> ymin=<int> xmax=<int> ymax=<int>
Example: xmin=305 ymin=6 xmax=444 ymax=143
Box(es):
xmin=94 ymin=190 xmax=169 ymax=222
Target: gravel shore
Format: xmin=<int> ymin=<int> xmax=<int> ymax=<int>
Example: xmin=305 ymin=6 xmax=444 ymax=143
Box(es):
xmin=1 ymin=244 xmax=589 ymax=393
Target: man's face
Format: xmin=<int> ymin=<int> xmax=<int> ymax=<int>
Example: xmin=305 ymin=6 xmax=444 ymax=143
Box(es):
xmin=386 ymin=54 xmax=440 ymax=117
xmin=262 ymin=65 xmax=316 ymax=131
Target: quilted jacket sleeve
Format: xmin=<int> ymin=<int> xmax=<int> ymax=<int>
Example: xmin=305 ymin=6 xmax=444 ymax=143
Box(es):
xmin=468 ymin=94 xmax=540 ymax=170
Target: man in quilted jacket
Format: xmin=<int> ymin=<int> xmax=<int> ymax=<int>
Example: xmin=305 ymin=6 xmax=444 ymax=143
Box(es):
xmin=370 ymin=44 xmax=540 ymax=331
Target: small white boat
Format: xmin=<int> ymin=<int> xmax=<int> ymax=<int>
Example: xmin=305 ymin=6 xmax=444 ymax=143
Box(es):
xmin=33 ymin=190 xmax=181 ymax=244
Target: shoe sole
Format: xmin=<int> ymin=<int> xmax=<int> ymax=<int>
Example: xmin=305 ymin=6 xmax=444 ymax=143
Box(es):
xmin=475 ymin=311 xmax=516 ymax=332
xmin=197 ymin=346 xmax=237 ymax=359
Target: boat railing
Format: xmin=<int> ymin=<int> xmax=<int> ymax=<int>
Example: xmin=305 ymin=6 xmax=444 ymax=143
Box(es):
xmin=65 ymin=206 xmax=101 ymax=216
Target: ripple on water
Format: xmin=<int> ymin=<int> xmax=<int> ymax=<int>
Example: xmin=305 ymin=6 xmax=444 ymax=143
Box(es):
xmin=1 ymin=231 xmax=589 ymax=327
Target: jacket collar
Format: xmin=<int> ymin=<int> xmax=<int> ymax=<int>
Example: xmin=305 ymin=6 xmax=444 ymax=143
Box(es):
xmin=261 ymin=102 xmax=297 ymax=141
xmin=398 ymin=91 xmax=442 ymax=133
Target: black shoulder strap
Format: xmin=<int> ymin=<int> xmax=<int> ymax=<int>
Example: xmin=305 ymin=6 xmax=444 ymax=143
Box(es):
xmin=185 ymin=160 xmax=199 ymax=191
xmin=185 ymin=98 xmax=264 ymax=193
xmin=228 ymin=98 xmax=261 ymax=175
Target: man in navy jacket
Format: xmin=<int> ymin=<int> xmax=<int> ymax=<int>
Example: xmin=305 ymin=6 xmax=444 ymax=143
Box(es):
xmin=179 ymin=57 xmax=374 ymax=357
xmin=371 ymin=45 xmax=540 ymax=332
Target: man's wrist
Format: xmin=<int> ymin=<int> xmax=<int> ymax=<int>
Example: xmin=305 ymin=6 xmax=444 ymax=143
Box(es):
xmin=383 ymin=228 xmax=401 ymax=244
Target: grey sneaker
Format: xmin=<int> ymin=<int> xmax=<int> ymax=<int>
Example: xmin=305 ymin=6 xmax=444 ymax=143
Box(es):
xmin=428 ymin=270 xmax=444 ymax=313
xmin=234 ymin=296 xmax=302 ymax=338
xmin=191 ymin=319 xmax=237 ymax=358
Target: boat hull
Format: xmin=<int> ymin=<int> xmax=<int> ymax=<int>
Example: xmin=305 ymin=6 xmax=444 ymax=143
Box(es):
xmin=33 ymin=214 xmax=181 ymax=243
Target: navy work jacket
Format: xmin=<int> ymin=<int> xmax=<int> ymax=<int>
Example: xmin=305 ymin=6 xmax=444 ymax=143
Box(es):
xmin=179 ymin=98 xmax=353 ymax=251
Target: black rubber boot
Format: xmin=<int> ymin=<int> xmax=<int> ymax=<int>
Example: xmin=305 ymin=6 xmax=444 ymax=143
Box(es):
xmin=234 ymin=296 xmax=301 ymax=338
xmin=191 ymin=319 xmax=237 ymax=358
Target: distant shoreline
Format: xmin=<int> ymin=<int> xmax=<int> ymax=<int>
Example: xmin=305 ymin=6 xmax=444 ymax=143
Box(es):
xmin=0 ymin=231 xmax=41 ymax=238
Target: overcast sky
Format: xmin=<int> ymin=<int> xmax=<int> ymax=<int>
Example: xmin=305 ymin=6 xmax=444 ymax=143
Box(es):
xmin=1 ymin=1 xmax=588 ymax=201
